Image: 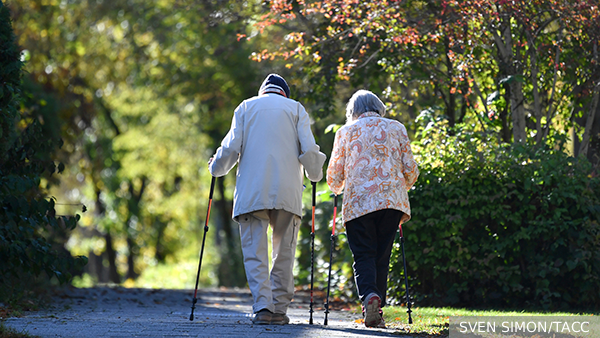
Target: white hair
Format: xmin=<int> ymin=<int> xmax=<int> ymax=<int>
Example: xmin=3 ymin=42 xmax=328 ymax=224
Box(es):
xmin=345 ymin=89 xmax=386 ymax=123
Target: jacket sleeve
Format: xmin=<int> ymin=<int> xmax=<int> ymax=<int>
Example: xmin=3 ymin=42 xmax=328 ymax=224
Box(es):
xmin=399 ymin=124 xmax=419 ymax=190
xmin=296 ymin=103 xmax=326 ymax=182
xmin=326 ymin=129 xmax=346 ymax=195
xmin=209 ymin=103 xmax=244 ymax=177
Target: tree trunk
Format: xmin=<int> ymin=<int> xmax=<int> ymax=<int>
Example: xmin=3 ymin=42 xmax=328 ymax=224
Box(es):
xmin=124 ymin=178 xmax=146 ymax=281
xmin=500 ymin=84 xmax=512 ymax=143
xmin=215 ymin=175 xmax=246 ymax=287
xmin=94 ymin=185 xmax=121 ymax=283
xmin=217 ymin=177 xmax=233 ymax=243
xmin=126 ymin=236 xmax=137 ymax=280
xmin=104 ymin=232 xmax=121 ymax=283
xmin=88 ymin=251 xmax=106 ymax=283
xmin=444 ymin=36 xmax=457 ymax=128
xmin=154 ymin=217 xmax=167 ymax=263
xmin=528 ymin=34 xmax=543 ymax=144
xmin=492 ymin=16 xmax=527 ymax=143
xmin=588 ymin=103 xmax=600 ymax=169
xmin=509 ymin=81 xmax=527 ymax=143
xmin=579 ymin=86 xmax=600 ymax=158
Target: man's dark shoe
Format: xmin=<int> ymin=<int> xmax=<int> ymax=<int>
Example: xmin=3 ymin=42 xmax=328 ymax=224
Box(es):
xmin=252 ymin=309 xmax=272 ymax=325
xmin=271 ymin=313 xmax=290 ymax=325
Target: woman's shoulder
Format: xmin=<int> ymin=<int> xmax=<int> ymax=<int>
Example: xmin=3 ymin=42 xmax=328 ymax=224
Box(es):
xmin=383 ymin=117 xmax=407 ymax=130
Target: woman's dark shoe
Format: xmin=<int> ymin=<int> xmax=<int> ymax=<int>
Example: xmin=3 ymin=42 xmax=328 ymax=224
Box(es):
xmin=363 ymin=293 xmax=382 ymax=328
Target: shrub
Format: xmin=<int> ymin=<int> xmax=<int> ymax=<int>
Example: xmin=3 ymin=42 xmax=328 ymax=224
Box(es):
xmin=388 ymin=124 xmax=600 ymax=311
xmin=0 ymin=1 xmax=87 ymax=305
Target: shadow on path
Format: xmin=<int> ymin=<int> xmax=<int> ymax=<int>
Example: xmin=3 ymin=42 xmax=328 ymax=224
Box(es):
xmin=2 ymin=286 xmax=412 ymax=338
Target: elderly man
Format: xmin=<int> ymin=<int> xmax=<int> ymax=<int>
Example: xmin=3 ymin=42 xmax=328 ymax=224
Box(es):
xmin=209 ymin=74 xmax=326 ymax=325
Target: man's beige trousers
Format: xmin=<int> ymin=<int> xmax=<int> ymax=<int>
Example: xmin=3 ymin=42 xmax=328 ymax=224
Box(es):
xmin=237 ymin=209 xmax=300 ymax=314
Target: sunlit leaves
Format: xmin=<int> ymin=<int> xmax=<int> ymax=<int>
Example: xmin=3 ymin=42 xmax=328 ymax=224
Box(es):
xmin=9 ymin=0 xmax=263 ymax=284
xmin=254 ymin=0 xmax=600 ymax=147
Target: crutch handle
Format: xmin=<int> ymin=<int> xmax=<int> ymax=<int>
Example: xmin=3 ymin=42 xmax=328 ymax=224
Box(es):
xmin=208 ymin=174 xmax=216 ymax=200
xmin=311 ymin=182 xmax=316 ymax=232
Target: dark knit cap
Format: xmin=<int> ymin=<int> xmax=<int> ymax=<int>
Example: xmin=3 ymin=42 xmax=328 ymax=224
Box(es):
xmin=259 ymin=73 xmax=290 ymax=98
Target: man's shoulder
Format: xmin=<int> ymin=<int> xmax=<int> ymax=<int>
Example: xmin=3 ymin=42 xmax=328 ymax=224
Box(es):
xmin=242 ymin=95 xmax=300 ymax=111
xmin=242 ymin=95 xmax=261 ymax=105
xmin=242 ymin=94 xmax=300 ymax=104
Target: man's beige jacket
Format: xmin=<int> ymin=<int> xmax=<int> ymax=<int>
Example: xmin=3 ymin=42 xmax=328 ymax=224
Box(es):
xmin=209 ymin=93 xmax=326 ymax=219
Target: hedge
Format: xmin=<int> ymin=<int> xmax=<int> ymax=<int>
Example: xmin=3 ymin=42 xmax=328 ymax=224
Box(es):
xmin=388 ymin=138 xmax=600 ymax=310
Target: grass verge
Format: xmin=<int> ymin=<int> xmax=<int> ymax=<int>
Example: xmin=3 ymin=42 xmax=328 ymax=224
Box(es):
xmin=378 ymin=306 xmax=597 ymax=337
xmin=0 ymin=322 xmax=37 ymax=338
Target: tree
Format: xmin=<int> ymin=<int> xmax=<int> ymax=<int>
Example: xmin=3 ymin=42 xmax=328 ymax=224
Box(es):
xmin=254 ymin=0 xmax=600 ymax=158
xmin=252 ymin=0 xmax=600 ymax=307
xmin=9 ymin=0 xmax=265 ymax=286
xmin=1 ymin=0 xmax=86 ymax=304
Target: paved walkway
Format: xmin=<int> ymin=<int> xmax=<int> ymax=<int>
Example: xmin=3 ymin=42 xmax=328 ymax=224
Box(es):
xmin=3 ymin=286 xmax=411 ymax=337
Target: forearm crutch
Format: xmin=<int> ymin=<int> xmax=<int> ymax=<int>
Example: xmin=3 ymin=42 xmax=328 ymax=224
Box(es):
xmin=309 ymin=181 xmax=316 ymax=324
xmin=399 ymin=223 xmax=413 ymax=324
xmin=189 ymin=176 xmax=216 ymax=321
xmin=324 ymin=195 xmax=338 ymax=325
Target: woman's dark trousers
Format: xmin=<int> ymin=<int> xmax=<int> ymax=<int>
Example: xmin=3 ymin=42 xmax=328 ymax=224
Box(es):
xmin=345 ymin=209 xmax=403 ymax=307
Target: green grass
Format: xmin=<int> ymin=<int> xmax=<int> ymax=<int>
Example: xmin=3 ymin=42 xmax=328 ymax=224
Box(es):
xmin=380 ymin=306 xmax=598 ymax=337
xmin=0 ymin=322 xmax=37 ymax=338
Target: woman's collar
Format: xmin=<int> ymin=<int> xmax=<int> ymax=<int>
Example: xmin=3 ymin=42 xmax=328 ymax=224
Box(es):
xmin=357 ymin=111 xmax=380 ymax=119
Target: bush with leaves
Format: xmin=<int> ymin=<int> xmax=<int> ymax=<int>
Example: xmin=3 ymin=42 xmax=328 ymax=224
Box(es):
xmin=0 ymin=1 xmax=87 ymax=305
xmin=388 ymin=121 xmax=600 ymax=310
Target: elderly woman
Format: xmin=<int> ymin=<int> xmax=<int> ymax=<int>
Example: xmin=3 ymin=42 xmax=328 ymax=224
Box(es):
xmin=327 ymin=89 xmax=419 ymax=328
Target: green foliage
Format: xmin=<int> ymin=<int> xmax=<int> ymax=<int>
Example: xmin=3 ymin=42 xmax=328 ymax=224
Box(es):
xmin=388 ymin=123 xmax=600 ymax=310
xmin=0 ymin=1 xmax=86 ymax=305
xmin=0 ymin=321 xmax=37 ymax=338
xmin=0 ymin=0 xmax=21 ymax=163
xmin=10 ymin=0 xmax=265 ymax=286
